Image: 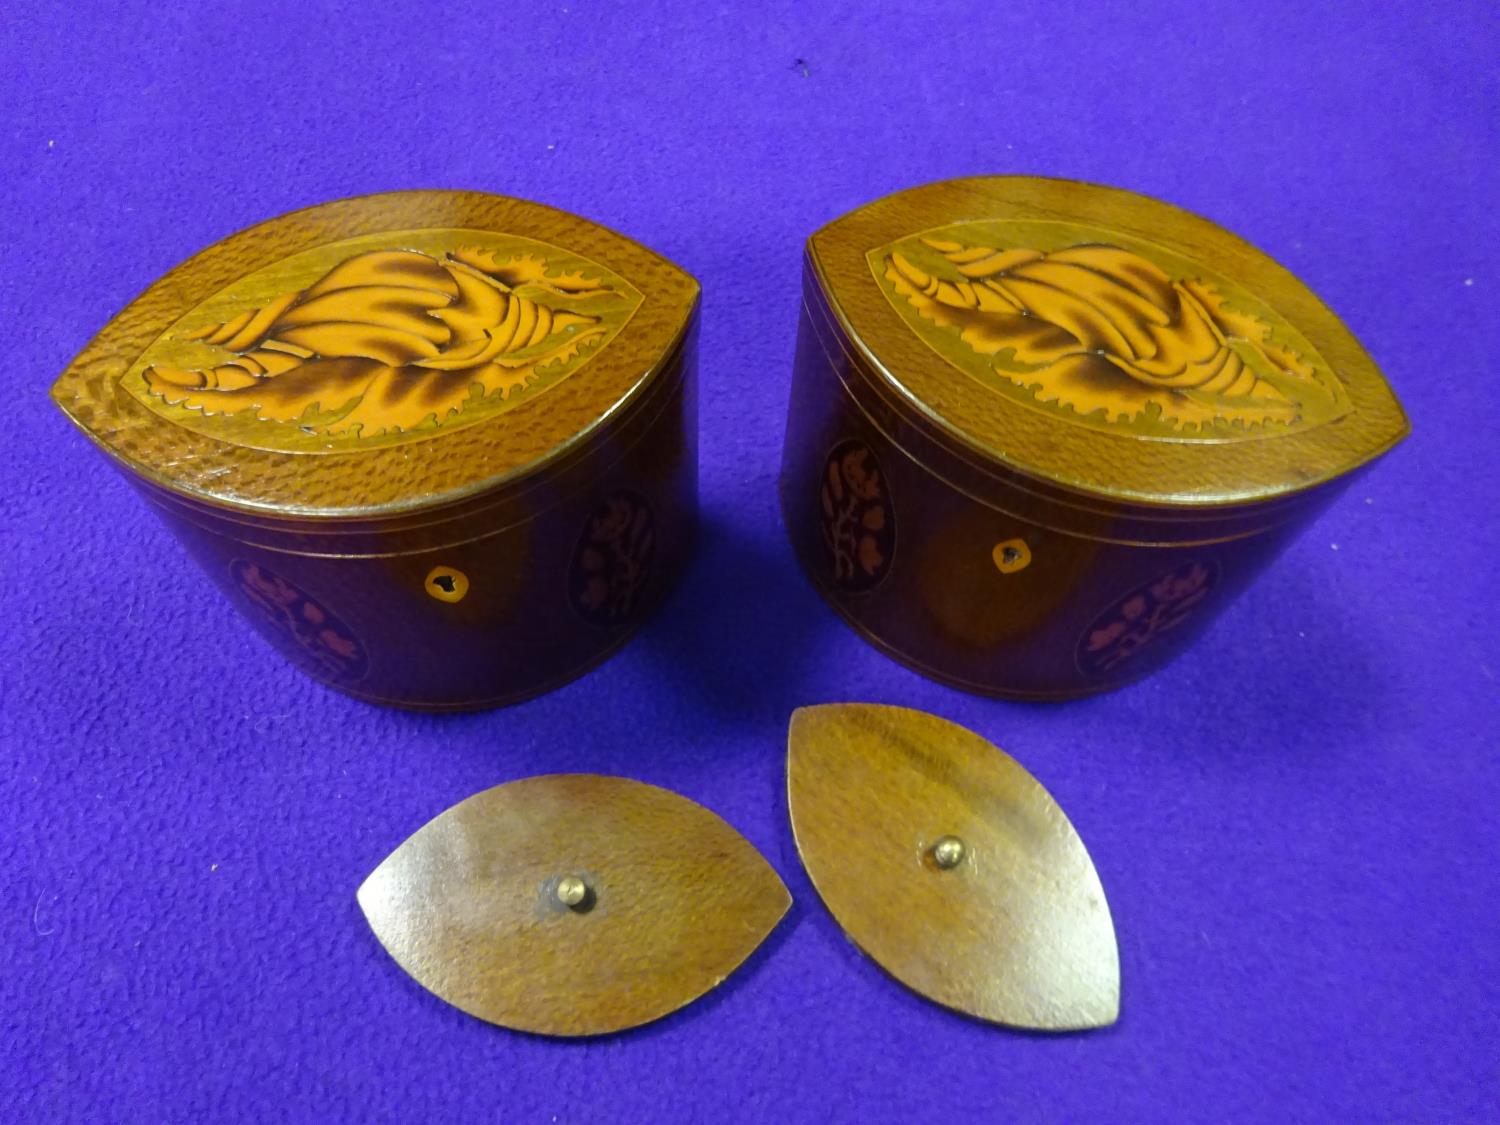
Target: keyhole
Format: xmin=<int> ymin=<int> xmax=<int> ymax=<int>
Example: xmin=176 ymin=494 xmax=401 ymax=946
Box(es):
xmin=424 ymin=566 xmax=470 ymax=603
xmin=991 ymin=538 xmax=1032 ymax=575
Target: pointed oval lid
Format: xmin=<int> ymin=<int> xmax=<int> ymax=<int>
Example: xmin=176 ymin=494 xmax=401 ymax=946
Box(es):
xmin=51 ymin=191 xmax=699 ymax=518
xmin=788 ymin=704 xmax=1119 ymax=1031
xmin=358 ymin=774 xmax=789 ymax=1037
xmin=808 ymin=176 xmax=1408 ymax=508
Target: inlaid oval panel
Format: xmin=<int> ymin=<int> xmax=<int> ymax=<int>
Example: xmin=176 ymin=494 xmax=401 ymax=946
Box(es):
xmin=122 ymin=229 xmax=644 ymax=453
xmin=230 ymin=559 xmax=368 ymax=682
xmin=1076 ymin=559 xmax=1220 ymax=676
xmin=819 ymin=438 xmax=896 ymax=593
xmin=869 ymin=219 xmax=1351 ymax=441
xmin=569 ymin=490 xmax=656 ymax=626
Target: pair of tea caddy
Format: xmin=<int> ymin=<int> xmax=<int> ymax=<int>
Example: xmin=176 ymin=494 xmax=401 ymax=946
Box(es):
xmin=52 ymin=178 xmax=1407 ymax=1035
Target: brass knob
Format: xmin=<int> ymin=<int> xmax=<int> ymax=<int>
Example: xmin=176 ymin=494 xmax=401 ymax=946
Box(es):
xmin=930 ymin=836 xmax=966 ymax=869
xmin=556 ymin=875 xmax=590 ymax=909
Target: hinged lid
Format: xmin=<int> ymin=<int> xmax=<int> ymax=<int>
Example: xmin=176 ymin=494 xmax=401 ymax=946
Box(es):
xmin=809 ymin=177 xmax=1408 ymax=509
xmin=52 ymin=191 xmax=699 ymax=519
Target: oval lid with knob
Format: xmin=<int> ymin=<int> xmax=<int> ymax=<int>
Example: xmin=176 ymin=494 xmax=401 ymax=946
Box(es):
xmin=806 ymin=176 xmax=1408 ymax=510
xmin=50 ymin=190 xmax=699 ymax=520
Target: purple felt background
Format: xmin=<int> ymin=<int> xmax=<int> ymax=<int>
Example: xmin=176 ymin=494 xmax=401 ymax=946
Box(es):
xmin=3 ymin=2 xmax=1497 ymax=1121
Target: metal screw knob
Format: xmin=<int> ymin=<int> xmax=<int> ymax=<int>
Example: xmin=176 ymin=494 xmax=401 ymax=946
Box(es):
xmin=931 ymin=836 xmax=966 ymax=869
xmin=556 ymin=875 xmax=590 ymax=908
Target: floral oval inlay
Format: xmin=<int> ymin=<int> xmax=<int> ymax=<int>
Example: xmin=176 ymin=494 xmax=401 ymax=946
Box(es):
xmin=569 ymin=491 xmax=656 ymax=626
xmin=819 ymin=439 xmax=895 ymax=593
xmin=231 ymin=560 xmax=368 ymax=681
xmin=1076 ymin=560 xmax=1219 ymax=676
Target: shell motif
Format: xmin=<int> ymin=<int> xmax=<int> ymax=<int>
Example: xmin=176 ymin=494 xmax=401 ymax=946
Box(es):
xmin=788 ymin=704 xmax=1119 ymax=1031
xmin=357 ymin=775 xmax=790 ymax=1037
xmin=877 ymin=234 xmax=1348 ymax=437
xmin=134 ymin=242 xmax=640 ymax=447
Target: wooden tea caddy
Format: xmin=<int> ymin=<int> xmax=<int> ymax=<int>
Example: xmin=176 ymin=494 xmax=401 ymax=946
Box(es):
xmin=781 ymin=176 xmax=1408 ymax=698
xmin=52 ymin=191 xmax=700 ymax=709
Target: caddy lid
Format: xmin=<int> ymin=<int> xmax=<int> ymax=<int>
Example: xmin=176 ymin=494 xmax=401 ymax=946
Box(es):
xmin=358 ymin=774 xmax=789 ymax=1036
xmin=787 ymin=704 xmax=1119 ymax=1031
xmin=808 ymin=176 xmax=1408 ymax=508
xmin=51 ymin=191 xmax=698 ymax=518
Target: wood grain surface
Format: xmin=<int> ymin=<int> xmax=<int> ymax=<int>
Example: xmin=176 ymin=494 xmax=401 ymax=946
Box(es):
xmin=787 ymin=704 xmax=1119 ymax=1030
xmin=358 ymin=775 xmax=790 ymax=1036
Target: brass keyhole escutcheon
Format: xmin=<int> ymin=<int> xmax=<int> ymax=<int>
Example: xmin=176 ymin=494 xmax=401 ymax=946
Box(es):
xmin=992 ymin=538 xmax=1032 ymax=575
xmin=425 ymin=565 xmax=470 ymax=603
